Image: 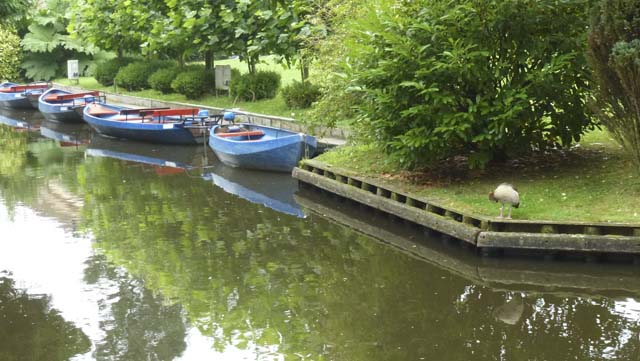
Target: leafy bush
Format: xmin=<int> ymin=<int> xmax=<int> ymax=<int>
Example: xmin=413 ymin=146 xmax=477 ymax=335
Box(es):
xmin=341 ymin=0 xmax=593 ymax=169
xmin=171 ymin=70 xmax=206 ymax=99
xmin=281 ymin=81 xmax=321 ymax=109
xmin=94 ymin=57 xmax=134 ymax=86
xmin=149 ymin=67 xmax=178 ymax=94
xmin=588 ymin=0 xmax=640 ymax=167
xmin=0 ymin=25 xmax=21 ymax=81
xmin=115 ymin=60 xmax=176 ymax=91
xmin=229 ymin=70 xmax=281 ymax=101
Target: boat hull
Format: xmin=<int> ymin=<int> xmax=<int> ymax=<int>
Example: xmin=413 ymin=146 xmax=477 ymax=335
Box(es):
xmin=209 ymin=123 xmax=317 ymax=172
xmin=0 ymin=96 xmax=33 ymax=109
xmin=39 ymin=88 xmax=98 ymax=123
xmin=89 ymin=121 xmax=207 ymax=145
xmin=27 ymin=92 xmax=41 ymax=109
xmin=0 ymin=82 xmax=49 ymax=109
xmin=83 ymin=103 xmax=209 ymax=145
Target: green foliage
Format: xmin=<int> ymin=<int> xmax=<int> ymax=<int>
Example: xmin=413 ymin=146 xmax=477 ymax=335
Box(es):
xmin=339 ymin=0 xmax=593 ymax=169
xmin=281 ymin=80 xmax=321 ymax=109
xmin=20 ymin=0 xmax=100 ymax=81
xmin=69 ymin=0 xmax=160 ymax=57
xmin=230 ymin=69 xmax=281 ymax=101
xmin=0 ymin=277 xmax=91 ymax=361
xmin=219 ymin=1 xmax=306 ymax=73
xmin=115 ymin=62 xmax=150 ymax=91
xmin=171 ymin=70 xmax=207 ymax=99
xmin=20 ymin=53 xmax=60 ymax=81
xmin=0 ymin=0 xmax=31 ymax=23
xmin=307 ymin=0 xmax=384 ymax=128
xmin=587 ymin=0 xmax=640 ymax=168
xmin=158 ymin=0 xmax=308 ymax=75
xmin=149 ymin=67 xmax=179 ymax=94
xmin=0 ymin=25 xmax=22 ymax=81
xmin=94 ymin=57 xmax=134 ymax=86
xmin=115 ymin=60 xmax=175 ymax=91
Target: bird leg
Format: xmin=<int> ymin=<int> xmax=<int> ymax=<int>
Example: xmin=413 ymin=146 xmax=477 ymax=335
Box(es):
xmin=507 ymin=205 xmax=512 ymax=220
xmin=498 ymin=203 xmax=504 ymax=218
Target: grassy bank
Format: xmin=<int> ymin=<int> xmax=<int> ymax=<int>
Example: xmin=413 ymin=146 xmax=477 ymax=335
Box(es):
xmin=317 ymin=129 xmax=639 ymax=223
xmin=54 ymin=57 xmax=308 ymax=119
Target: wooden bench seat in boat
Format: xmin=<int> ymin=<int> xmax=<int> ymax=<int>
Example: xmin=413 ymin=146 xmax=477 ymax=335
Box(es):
xmin=119 ymin=107 xmax=171 ymax=115
xmin=86 ymin=104 xmax=119 ymax=116
xmin=44 ymin=91 xmax=101 ymax=102
xmin=138 ymin=108 xmax=201 ymax=118
xmin=0 ymin=84 xmax=49 ymax=92
xmin=217 ymin=130 xmax=265 ymax=138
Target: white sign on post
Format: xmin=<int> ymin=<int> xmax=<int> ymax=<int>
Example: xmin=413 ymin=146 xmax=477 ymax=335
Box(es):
xmin=215 ymin=65 xmax=232 ymax=90
xmin=67 ymin=60 xmax=79 ymax=83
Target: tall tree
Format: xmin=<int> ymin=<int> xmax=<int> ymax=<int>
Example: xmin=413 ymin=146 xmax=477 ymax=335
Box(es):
xmin=68 ymin=0 xmax=163 ymax=58
xmin=0 ymin=0 xmax=32 ymax=24
xmin=588 ymin=0 xmax=640 ymax=167
xmin=340 ymin=0 xmax=594 ymax=169
xmin=220 ymin=0 xmax=307 ymax=74
xmin=149 ymin=0 xmax=236 ymax=68
xmin=21 ymin=0 xmax=101 ymax=80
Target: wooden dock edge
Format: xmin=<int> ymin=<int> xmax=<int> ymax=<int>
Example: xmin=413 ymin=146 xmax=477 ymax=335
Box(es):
xmin=294 ymin=190 xmax=640 ymax=296
xmin=293 ymin=160 xmax=640 ymax=256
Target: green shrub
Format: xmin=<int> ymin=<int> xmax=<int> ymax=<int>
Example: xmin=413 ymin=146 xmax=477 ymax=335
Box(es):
xmin=149 ymin=67 xmax=178 ymax=94
xmin=171 ymin=70 xmax=206 ymax=99
xmin=0 ymin=25 xmax=21 ymax=81
xmin=115 ymin=60 xmax=176 ymax=91
xmin=343 ymin=0 xmax=593 ymax=169
xmin=229 ymin=70 xmax=281 ymax=101
xmin=588 ymin=0 xmax=640 ymax=168
xmin=94 ymin=57 xmax=133 ymax=86
xmin=281 ymin=81 xmax=321 ymax=109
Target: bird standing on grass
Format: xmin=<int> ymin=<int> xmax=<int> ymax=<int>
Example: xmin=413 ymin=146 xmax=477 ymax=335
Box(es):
xmin=489 ymin=183 xmax=520 ymax=219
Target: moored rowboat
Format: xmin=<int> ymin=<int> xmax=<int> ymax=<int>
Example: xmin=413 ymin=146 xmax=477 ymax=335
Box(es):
xmin=39 ymin=88 xmax=105 ymax=123
xmin=83 ymin=102 xmax=215 ymax=145
xmin=208 ymin=123 xmax=317 ymax=172
xmin=0 ymin=82 xmax=50 ymax=109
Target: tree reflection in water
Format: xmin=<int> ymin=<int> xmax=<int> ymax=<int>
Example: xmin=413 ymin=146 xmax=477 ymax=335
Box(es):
xmin=83 ymin=254 xmax=187 ymax=360
xmin=0 ymin=121 xmax=639 ymax=360
xmin=0 ymin=274 xmax=90 ymax=361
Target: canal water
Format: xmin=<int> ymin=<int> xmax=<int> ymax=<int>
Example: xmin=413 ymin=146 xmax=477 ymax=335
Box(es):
xmin=0 ymin=108 xmax=639 ymax=361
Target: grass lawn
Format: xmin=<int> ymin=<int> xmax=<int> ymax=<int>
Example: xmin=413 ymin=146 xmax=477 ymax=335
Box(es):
xmin=316 ymin=129 xmax=639 ymax=223
xmin=53 ymin=56 xmax=309 ymax=119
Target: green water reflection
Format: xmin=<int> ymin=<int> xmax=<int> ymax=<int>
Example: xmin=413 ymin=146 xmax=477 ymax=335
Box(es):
xmin=0 ymin=274 xmax=90 ymax=361
xmin=1 ymin=117 xmax=640 ymax=360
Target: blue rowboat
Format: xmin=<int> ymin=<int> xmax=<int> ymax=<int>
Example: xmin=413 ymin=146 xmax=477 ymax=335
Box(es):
xmin=83 ymin=102 xmax=215 ymax=145
xmin=0 ymin=82 xmax=50 ymax=109
xmin=39 ymin=88 xmax=104 ymax=123
xmin=208 ymin=123 xmax=317 ymax=172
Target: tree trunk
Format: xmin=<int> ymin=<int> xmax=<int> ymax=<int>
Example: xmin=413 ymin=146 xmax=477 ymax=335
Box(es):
xmin=248 ymin=59 xmax=256 ymax=74
xmin=205 ymin=50 xmax=214 ymax=70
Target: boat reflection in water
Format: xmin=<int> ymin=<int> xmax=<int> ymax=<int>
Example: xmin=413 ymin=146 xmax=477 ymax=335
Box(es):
xmin=39 ymin=120 xmax=90 ymax=147
xmin=203 ymin=163 xmax=305 ymax=217
xmin=85 ymin=135 xmax=209 ymax=174
xmin=0 ymin=108 xmax=42 ymax=131
xmin=84 ymin=134 xmax=304 ymax=217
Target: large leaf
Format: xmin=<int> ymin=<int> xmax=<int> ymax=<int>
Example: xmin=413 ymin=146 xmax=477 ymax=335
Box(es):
xmin=21 ymin=24 xmax=62 ymax=52
xmin=21 ymin=55 xmax=60 ymax=81
xmin=58 ymin=34 xmax=99 ymax=54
